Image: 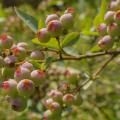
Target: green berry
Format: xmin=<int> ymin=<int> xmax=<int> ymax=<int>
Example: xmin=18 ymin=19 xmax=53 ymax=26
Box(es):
xmin=60 ymin=13 xmax=74 ymax=29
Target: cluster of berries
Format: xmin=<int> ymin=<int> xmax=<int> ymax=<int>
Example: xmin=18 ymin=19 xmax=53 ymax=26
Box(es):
xmin=97 ymin=0 xmax=120 ymax=50
xmin=43 ymin=87 xmax=82 ymax=120
xmin=37 ymin=9 xmax=74 ymax=43
xmin=0 ymin=34 xmax=46 ymax=112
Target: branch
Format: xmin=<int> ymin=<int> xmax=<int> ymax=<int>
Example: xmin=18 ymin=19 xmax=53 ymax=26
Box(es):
xmin=53 ymin=50 xmax=120 ymax=62
xmin=92 ymin=54 xmax=117 ymax=80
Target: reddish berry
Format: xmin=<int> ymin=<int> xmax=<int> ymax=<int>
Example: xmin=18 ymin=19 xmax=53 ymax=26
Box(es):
xmin=97 ymin=23 xmax=107 ymax=36
xmin=62 ymin=93 xmax=75 ymax=105
xmin=47 ymin=20 xmax=62 ymax=37
xmin=10 ymin=96 xmax=27 ymax=112
xmin=17 ymin=79 xmax=35 ymax=97
xmin=60 ymin=13 xmax=74 ymax=29
xmin=14 ymin=67 xmax=31 ymax=81
xmin=30 ymin=50 xmax=44 ymax=60
xmin=12 ymin=46 xmax=26 ymax=60
xmin=1 ymin=79 xmax=17 ymax=97
xmin=45 ymin=14 xmax=59 ymax=25
xmin=0 ymin=34 xmax=13 ymax=49
xmin=48 ymin=90 xmax=63 ymax=102
xmin=31 ymin=70 xmax=46 ymax=86
xmin=37 ymin=28 xmax=51 ymax=43
xmin=4 ymin=55 xmax=16 ymax=67
xmin=49 ymin=102 xmax=61 ymax=113
xmin=98 ymin=35 xmax=113 ymax=50
xmin=107 ymin=23 xmax=120 ymax=37
xmin=104 ymin=11 xmax=115 ymax=24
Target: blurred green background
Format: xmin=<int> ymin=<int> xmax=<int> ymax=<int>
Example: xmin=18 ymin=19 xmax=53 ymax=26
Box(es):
xmin=0 ymin=0 xmax=120 ymax=120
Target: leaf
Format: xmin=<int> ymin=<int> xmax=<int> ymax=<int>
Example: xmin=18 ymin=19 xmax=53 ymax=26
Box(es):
xmin=38 ymin=18 xmax=45 ymax=29
xmin=62 ymin=32 xmax=80 ymax=47
xmin=82 ymin=31 xmax=99 ymax=36
xmin=91 ymin=44 xmax=102 ymax=52
xmin=15 ymin=7 xmax=38 ymax=33
xmin=94 ymin=0 xmax=109 ymax=28
xmin=45 ymin=57 xmax=55 ymax=69
xmin=32 ymin=38 xmax=59 ymax=50
xmin=63 ymin=47 xmax=80 ymax=57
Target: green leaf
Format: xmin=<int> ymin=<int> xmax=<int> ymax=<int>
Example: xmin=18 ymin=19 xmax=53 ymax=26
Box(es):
xmin=32 ymin=38 xmax=59 ymax=50
xmin=91 ymin=44 xmax=102 ymax=52
xmin=63 ymin=47 xmax=80 ymax=57
xmin=62 ymin=32 xmax=80 ymax=47
xmin=82 ymin=31 xmax=99 ymax=36
xmin=94 ymin=0 xmax=109 ymax=28
xmin=38 ymin=18 xmax=45 ymax=29
xmin=15 ymin=7 xmax=38 ymax=33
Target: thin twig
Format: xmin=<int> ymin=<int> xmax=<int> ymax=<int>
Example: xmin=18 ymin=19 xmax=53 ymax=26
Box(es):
xmin=92 ymin=54 xmax=117 ymax=80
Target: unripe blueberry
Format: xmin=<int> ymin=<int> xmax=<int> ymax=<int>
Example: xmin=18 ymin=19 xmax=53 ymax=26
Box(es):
xmin=37 ymin=28 xmax=51 ymax=43
xmin=47 ymin=20 xmax=62 ymax=37
xmin=1 ymin=79 xmax=17 ymax=97
xmin=48 ymin=90 xmax=63 ymax=102
xmin=17 ymin=42 xmax=28 ymax=49
xmin=97 ymin=23 xmax=107 ymax=36
xmin=62 ymin=93 xmax=75 ymax=105
xmin=20 ymin=62 xmax=33 ymax=71
xmin=44 ymin=98 xmax=54 ymax=109
xmin=107 ymin=23 xmax=120 ymax=37
xmin=14 ymin=67 xmax=31 ymax=81
xmin=98 ymin=35 xmax=113 ymax=50
xmin=104 ymin=11 xmax=115 ymax=24
xmin=45 ymin=14 xmax=59 ymax=25
xmin=0 ymin=56 xmax=5 ymax=67
xmin=31 ymin=70 xmax=46 ymax=86
xmin=12 ymin=46 xmax=26 ymax=61
xmin=30 ymin=50 xmax=44 ymax=60
xmin=17 ymin=79 xmax=35 ymax=97
xmin=10 ymin=96 xmax=27 ymax=112
xmin=0 ymin=34 xmax=13 ymax=49
xmin=60 ymin=13 xmax=74 ymax=29
xmin=4 ymin=55 xmax=16 ymax=67
xmin=114 ymin=10 xmax=120 ymax=25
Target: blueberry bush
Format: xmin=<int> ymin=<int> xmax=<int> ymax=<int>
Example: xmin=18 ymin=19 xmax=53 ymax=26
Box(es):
xmin=0 ymin=0 xmax=120 ymax=120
